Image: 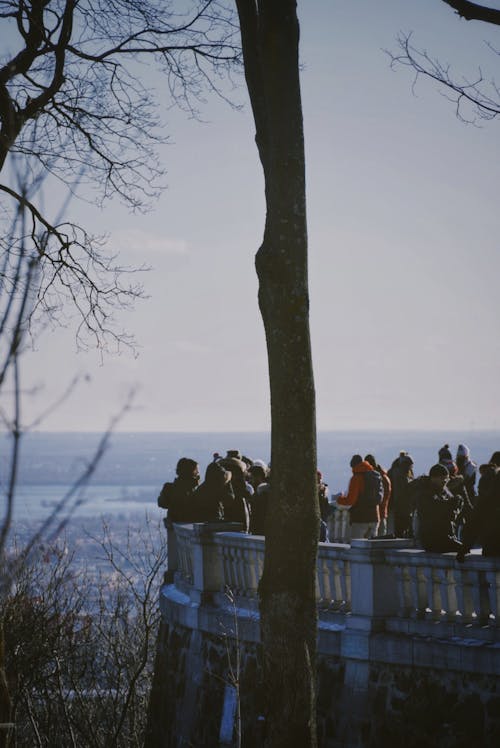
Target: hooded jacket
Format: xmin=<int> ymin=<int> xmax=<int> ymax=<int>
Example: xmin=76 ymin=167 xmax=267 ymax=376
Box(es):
xmin=338 ymin=461 xmax=379 ymax=524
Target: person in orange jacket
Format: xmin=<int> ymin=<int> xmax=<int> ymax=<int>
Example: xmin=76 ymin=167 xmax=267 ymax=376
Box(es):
xmin=337 ymin=454 xmax=381 ymax=539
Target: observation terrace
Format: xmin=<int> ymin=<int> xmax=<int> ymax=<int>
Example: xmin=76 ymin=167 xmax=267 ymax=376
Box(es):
xmin=146 ymin=519 xmax=500 ymax=748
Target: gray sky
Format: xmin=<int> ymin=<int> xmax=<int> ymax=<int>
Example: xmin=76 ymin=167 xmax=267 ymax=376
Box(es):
xmin=17 ymin=0 xmax=500 ymax=432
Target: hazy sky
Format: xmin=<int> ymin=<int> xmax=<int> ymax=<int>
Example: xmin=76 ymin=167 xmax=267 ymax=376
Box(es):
xmin=14 ymin=0 xmax=500 ymax=432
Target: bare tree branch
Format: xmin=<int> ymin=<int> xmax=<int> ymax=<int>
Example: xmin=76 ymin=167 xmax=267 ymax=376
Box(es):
xmin=387 ymin=31 xmax=500 ymax=125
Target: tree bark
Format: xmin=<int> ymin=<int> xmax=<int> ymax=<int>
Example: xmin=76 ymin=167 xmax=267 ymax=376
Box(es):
xmin=441 ymin=0 xmax=500 ymax=26
xmin=235 ymin=2 xmax=319 ymax=746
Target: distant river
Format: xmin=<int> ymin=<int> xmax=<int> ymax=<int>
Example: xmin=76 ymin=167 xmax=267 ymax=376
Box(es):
xmin=10 ymin=483 xmax=157 ymax=524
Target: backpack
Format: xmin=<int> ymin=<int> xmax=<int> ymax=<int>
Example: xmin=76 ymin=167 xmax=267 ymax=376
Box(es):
xmin=361 ymin=470 xmax=384 ymax=506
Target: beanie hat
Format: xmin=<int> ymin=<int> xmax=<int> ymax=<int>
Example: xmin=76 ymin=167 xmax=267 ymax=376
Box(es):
xmin=429 ymin=463 xmax=449 ymax=478
xmin=220 ymin=456 xmax=247 ymax=475
xmin=438 ymin=444 xmax=452 ymax=462
xmin=252 ymin=459 xmax=269 ymax=473
xmin=456 ymin=444 xmax=470 ymax=459
xmin=350 ymin=454 xmax=363 ymax=468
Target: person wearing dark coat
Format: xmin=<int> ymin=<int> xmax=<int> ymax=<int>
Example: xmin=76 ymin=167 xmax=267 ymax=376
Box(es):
xmin=388 ymin=451 xmax=414 ymax=538
xmin=456 ymin=443 xmax=478 ymax=504
xmin=218 ymin=455 xmax=251 ymax=532
xmin=248 ymin=462 xmax=269 ymax=536
xmin=414 ymin=464 xmax=463 ymax=553
xmin=157 ymin=457 xmax=200 ymax=524
xmin=193 ymin=461 xmax=233 ymax=522
xmin=365 ymin=454 xmax=392 ymax=537
xmin=459 ymin=462 xmax=500 ymax=559
xmin=438 ymin=443 xmax=458 ymax=477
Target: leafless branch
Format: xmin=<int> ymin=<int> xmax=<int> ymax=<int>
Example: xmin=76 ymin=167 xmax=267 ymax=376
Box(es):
xmin=387 ymin=32 xmax=500 ymax=125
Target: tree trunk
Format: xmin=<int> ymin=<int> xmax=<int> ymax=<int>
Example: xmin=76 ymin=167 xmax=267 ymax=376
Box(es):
xmin=235 ymin=2 xmax=319 ymax=746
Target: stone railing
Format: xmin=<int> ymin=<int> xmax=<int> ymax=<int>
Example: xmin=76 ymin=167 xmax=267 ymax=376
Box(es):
xmin=385 ymin=547 xmax=500 ymax=638
xmin=166 ymin=523 xmax=500 ymax=643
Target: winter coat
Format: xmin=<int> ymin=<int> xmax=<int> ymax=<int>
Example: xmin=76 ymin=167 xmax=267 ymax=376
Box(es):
xmin=457 ymin=457 xmax=477 ymax=503
xmin=388 ymin=462 xmax=414 ymax=518
xmin=192 ymin=465 xmax=231 ymax=522
xmin=337 ymin=461 xmax=379 ymax=524
xmin=249 ymin=483 xmax=269 ymax=536
xmin=462 ymin=465 xmax=500 ymax=556
xmin=157 ymin=476 xmax=199 ymax=523
xmin=414 ymin=476 xmax=462 ymax=552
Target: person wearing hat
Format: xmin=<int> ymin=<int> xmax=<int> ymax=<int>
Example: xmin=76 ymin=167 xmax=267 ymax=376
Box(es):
xmin=455 ymin=444 xmax=477 ymax=504
xmin=438 ymin=444 xmax=458 ymax=477
xmin=413 ymin=464 xmax=463 ymax=553
xmin=217 ymin=453 xmax=252 ymax=531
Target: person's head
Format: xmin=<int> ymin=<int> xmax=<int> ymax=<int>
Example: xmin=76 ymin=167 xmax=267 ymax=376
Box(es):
xmin=248 ymin=463 xmax=267 ymax=489
xmin=176 ymin=457 xmax=200 ymax=482
xmin=489 ymin=451 xmax=500 ymax=467
xmin=438 ymin=444 xmax=453 ymax=462
xmin=397 ymin=451 xmax=414 ymax=475
xmin=364 ymin=454 xmax=377 ymax=470
xmin=456 ymin=444 xmax=470 ymax=467
xmin=205 ymin=460 xmax=231 ymax=487
xmin=350 ymin=454 xmax=363 ymax=470
xmin=220 ymin=456 xmax=247 ymax=481
xmin=429 ymin=463 xmax=449 ymax=489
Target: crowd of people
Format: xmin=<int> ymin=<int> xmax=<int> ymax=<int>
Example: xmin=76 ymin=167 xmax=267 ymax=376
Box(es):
xmin=157 ymin=443 xmax=500 ymax=559
xmin=157 ymin=450 xmax=270 ymax=535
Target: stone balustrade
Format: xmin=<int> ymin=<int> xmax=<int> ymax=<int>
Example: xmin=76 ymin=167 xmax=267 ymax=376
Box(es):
xmin=166 ymin=523 xmax=500 ymax=643
xmin=385 ymin=547 xmax=500 ymax=638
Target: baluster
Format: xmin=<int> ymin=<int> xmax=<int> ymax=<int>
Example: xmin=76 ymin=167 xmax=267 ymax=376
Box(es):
xmin=247 ymin=548 xmax=259 ymax=596
xmin=225 ymin=546 xmax=236 ymax=592
xmin=441 ymin=567 xmax=459 ymax=622
xmin=343 ymin=559 xmax=351 ymax=612
xmin=486 ymin=570 xmax=500 ymax=627
xmin=315 ymin=556 xmax=326 ymax=605
xmin=332 ymin=558 xmax=343 ymax=606
xmin=415 ymin=566 xmax=427 ymax=618
xmin=408 ymin=565 xmax=421 ymax=619
xmin=234 ymin=546 xmax=243 ymax=594
xmin=431 ymin=566 xmax=444 ymax=619
xmin=478 ymin=570 xmax=491 ymax=625
xmin=459 ymin=568 xmax=475 ymax=624
xmin=422 ymin=565 xmax=435 ymax=620
xmin=393 ymin=563 xmax=406 ymax=617
xmin=341 ymin=512 xmax=350 ymax=543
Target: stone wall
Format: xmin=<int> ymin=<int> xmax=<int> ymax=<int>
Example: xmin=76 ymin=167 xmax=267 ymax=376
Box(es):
xmin=145 ymin=525 xmax=500 ymax=747
xmin=146 ymin=612 xmax=500 ymax=747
